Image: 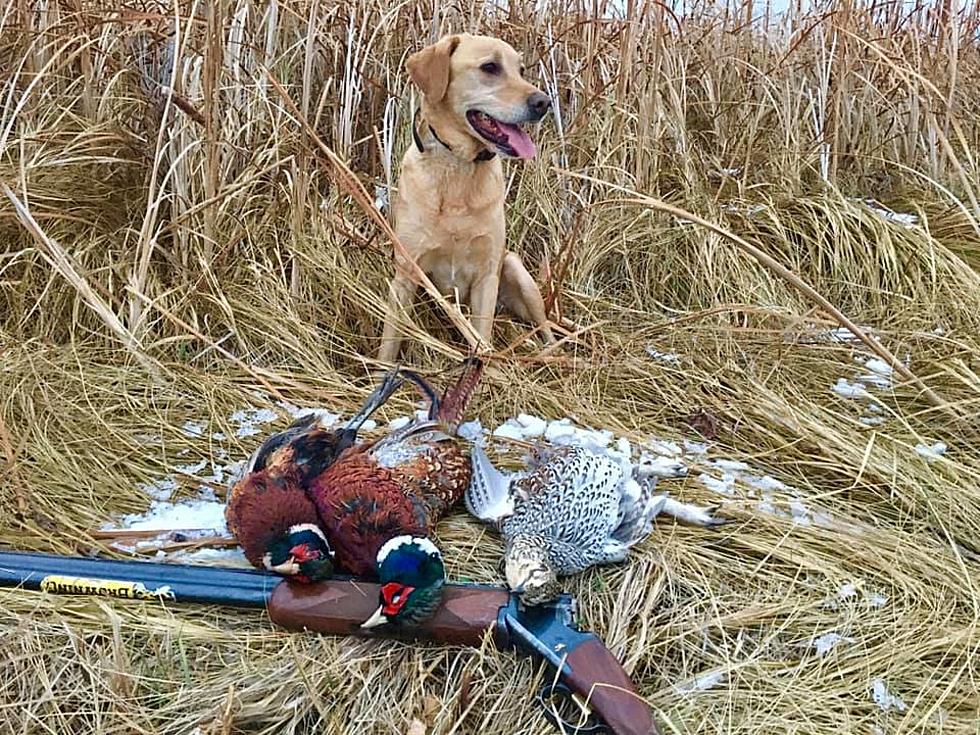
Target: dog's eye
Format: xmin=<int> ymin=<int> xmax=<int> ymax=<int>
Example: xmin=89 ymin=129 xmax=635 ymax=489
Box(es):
xmin=480 ymin=62 xmax=500 ymax=75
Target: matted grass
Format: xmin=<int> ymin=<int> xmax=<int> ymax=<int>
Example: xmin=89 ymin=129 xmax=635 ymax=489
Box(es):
xmin=2 ymin=0 xmax=980 ymax=733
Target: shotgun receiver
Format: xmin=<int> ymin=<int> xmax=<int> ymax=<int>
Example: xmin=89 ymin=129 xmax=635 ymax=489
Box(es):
xmin=0 ymin=550 xmax=658 ymax=735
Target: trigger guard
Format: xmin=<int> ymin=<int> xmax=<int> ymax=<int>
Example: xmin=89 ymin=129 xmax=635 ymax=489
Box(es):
xmin=536 ymin=682 xmax=606 ymax=734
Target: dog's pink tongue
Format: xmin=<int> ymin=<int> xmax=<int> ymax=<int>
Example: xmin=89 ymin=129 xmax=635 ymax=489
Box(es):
xmin=498 ymin=122 xmax=536 ymax=159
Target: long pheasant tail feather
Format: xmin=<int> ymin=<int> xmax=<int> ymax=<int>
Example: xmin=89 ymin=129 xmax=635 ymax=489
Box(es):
xmin=436 ymin=357 xmax=484 ymax=430
xmin=399 ymin=369 xmax=441 ymax=418
xmin=342 ymin=366 xmax=404 ymax=433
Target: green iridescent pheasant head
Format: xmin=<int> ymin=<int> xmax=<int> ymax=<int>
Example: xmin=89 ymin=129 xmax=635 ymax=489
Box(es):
xmin=360 ymin=536 xmax=446 ymax=629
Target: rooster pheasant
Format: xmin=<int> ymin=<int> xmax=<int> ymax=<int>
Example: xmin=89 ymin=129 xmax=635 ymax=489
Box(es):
xmin=225 ymin=367 xmax=405 ymax=582
xmin=307 ymin=357 xmax=484 ymax=627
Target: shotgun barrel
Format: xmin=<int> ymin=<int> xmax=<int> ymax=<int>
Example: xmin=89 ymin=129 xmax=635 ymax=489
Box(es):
xmin=0 ymin=549 xmax=277 ymax=606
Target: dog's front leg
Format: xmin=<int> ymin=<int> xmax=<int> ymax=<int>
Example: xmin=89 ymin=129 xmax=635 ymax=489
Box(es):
xmin=378 ymin=272 xmax=419 ymax=363
xmin=469 ymin=272 xmax=501 ymax=348
xmin=499 ymin=251 xmax=555 ymax=345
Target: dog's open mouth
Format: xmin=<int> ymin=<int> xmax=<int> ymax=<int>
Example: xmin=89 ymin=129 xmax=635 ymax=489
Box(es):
xmin=466 ymin=110 xmax=537 ymax=160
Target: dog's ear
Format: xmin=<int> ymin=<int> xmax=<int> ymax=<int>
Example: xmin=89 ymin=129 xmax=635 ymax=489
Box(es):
xmin=407 ymin=35 xmax=461 ymax=104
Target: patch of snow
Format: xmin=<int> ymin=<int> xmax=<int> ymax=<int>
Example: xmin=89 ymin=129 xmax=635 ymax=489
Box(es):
xmin=230 ymin=406 xmax=280 ymax=439
xmin=515 ymin=413 xmax=548 ymax=438
xmin=860 ymin=416 xmax=886 ymax=426
xmin=812 ymin=631 xmax=854 ymax=656
xmin=698 ymin=472 xmax=735 ymax=496
xmin=757 ymin=493 xmax=782 ymax=517
xmin=224 ymin=460 xmax=246 ymax=487
xmin=838 ymin=582 xmax=858 ymax=600
xmin=135 ymin=433 xmax=161 ymax=446
xmin=457 ymin=419 xmax=485 ymax=443
xmin=493 ymin=421 xmax=528 ymax=441
xmin=139 ymin=477 xmax=178 ymax=502
xmin=915 ymin=441 xmax=947 ymax=461
xmin=683 ymin=439 xmax=709 ymax=455
xmin=170 ymin=547 xmax=249 ymax=566
xmin=543 ymin=419 xmax=577 ymax=442
xmin=871 ymin=679 xmax=907 ymax=712
xmin=713 ymin=459 xmax=749 ymax=472
xmin=645 ymin=346 xmax=682 ymax=366
xmin=175 ymin=459 xmax=209 ymax=476
xmin=648 ymin=439 xmax=683 ymax=457
xmin=674 ymin=669 xmax=726 ymax=694
xmin=744 ymin=475 xmax=786 ymax=492
xmin=833 ymin=378 xmax=866 ymax=399
xmin=211 ymin=432 xmax=226 ymax=441
xmin=824 ymin=326 xmax=866 ymax=344
xmin=182 ymin=421 xmax=205 ymax=438
xmin=116 ymin=497 xmax=228 ymax=534
xmin=388 ymin=415 xmax=411 ymax=430
xmin=200 ymin=462 xmax=225 ymax=485
xmin=789 ymin=497 xmax=811 ymax=525
xmin=868 ymin=591 xmax=889 ymax=607
xmin=360 ymin=419 xmax=377 ymax=432
xmin=857 ymin=357 xmax=894 ymax=389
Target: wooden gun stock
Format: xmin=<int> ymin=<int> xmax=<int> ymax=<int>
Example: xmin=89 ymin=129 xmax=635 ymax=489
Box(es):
xmin=267 ymin=577 xmax=510 ymax=646
xmin=269 ymin=578 xmax=658 ymax=735
xmin=560 ymin=639 xmax=657 ymax=735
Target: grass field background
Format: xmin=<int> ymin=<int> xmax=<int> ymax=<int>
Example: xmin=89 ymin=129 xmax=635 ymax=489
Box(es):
xmin=2 ymin=0 xmax=980 ymax=732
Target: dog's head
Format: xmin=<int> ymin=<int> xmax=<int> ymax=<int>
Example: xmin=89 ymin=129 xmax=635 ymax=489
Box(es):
xmin=407 ymin=33 xmax=550 ymax=160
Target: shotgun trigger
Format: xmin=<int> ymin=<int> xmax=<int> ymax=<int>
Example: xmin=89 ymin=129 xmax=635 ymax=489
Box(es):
xmin=537 ymin=682 xmax=606 ymax=734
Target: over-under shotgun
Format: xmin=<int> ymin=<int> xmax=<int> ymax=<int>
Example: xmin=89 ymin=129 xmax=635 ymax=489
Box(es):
xmin=0 ymin=550 xmax=658 ymax=735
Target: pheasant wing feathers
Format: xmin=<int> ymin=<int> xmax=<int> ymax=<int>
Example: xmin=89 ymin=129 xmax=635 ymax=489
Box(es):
xmin=464 ymin=443 xmax=514 ymax=524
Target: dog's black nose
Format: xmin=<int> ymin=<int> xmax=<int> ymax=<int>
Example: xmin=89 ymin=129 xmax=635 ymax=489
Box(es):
xmin=526 ymin=92 xmax=551 ymax=121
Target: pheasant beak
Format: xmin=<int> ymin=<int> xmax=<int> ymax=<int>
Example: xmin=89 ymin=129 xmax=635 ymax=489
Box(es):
xmin=263 ymin=553 xmax=301 ymax=576
xmin=360 ymin=605 xmax=390 ymax=629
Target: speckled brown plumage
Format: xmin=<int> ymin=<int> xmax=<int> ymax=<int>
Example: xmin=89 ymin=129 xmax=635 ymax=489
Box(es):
xmin=307 ymin=358 xmax=483 ymax=576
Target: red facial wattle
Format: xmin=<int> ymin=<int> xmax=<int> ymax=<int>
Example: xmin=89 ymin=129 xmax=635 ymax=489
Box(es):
xmin=380 ymin=582 xmax=415 ymax=616
xmin=289 ymin=544 xmax=318 ymax=563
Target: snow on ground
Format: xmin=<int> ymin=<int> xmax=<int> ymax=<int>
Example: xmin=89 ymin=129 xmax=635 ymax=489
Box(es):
xmin=673 ymin=669 xmax=726 ymax=695
xmin=871 ymin=679 xmax=907 ymax=713
xmin=115 ymin=498 xmax=227 ymax=534
xmin=811 ymin=631 xmax=855 ymax=656
xmin=915 ymin=441 xmax=947 ymax=461
xmin=827 ymin=343 xmax=907 ymax=428
xmin=645 ymin=346 xmax=683 ymax=366
xmin=121 ymin=389 xmax=865 ymax=562
xmin=851 ymin=198 xmax=919 ymax=228
xmin=229 ymin=406 xmax=279 ymax=438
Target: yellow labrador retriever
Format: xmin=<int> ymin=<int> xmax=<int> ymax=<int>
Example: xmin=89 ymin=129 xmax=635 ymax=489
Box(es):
xmin=378 ymin=33 xmax=556 ymax=363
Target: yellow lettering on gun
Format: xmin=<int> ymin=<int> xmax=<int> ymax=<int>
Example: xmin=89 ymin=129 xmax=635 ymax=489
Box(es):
xmin=39 ymin=575 xmax=175 ymax=602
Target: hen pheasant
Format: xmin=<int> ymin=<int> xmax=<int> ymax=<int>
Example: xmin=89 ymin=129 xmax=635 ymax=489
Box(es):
xmin=466 ymin=442 xmax=724 ymax=605
xmin=307 ymin=357 xmax=483 ymax=626
xmin=225 ymin=367 xmax=405 ymax=582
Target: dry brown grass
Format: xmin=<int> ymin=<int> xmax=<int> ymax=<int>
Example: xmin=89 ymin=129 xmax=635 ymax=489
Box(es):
xmin=2 ymin=0 xmax=980 ymax=733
